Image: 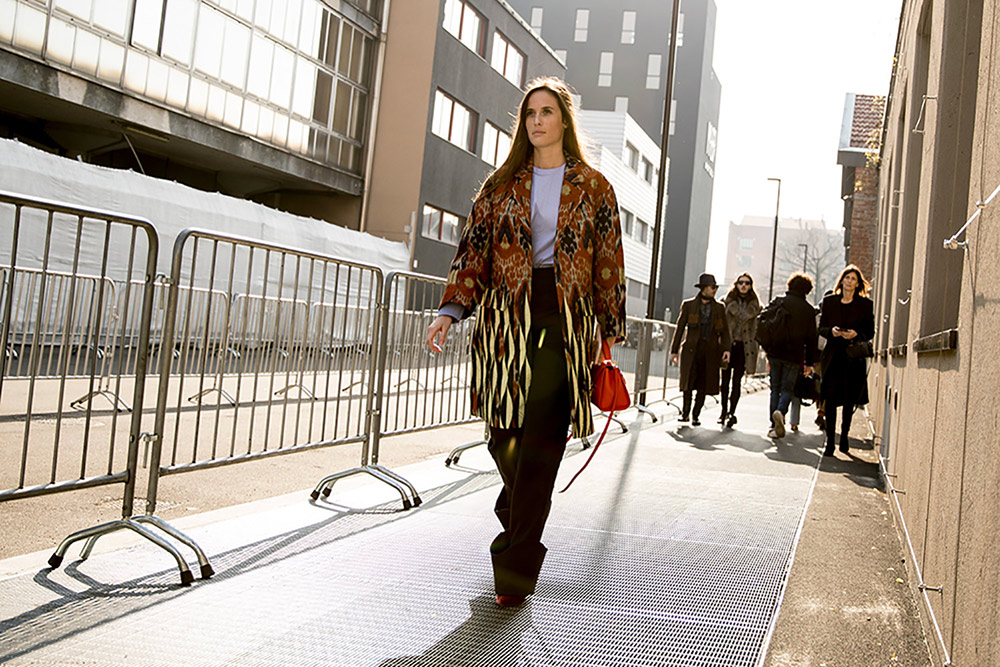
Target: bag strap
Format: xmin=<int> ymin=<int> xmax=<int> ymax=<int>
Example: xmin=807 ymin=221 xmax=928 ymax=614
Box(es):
xmin=558 ymin=378 xmax=617 ymax=494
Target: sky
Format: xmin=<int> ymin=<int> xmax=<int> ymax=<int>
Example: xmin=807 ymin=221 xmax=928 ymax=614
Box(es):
xmin=705 ymin=0 xmax=902 ymax=277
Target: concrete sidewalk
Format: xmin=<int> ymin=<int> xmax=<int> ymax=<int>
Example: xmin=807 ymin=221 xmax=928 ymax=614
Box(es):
xmin=0 ymin=389 xmax=930 ymax=666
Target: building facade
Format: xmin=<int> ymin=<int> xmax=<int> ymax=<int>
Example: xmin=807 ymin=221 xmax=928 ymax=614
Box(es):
xmin=837 ymin=92 xmax=884 ymax=279
xmin=869 ymin=1 xmax=1000 ymax=664
xmin=505 ymin=0 xmax=721 ymax=319
xmin=0 ymin=0 xmax=382 ymax=227
xmin=365 ymin=0 xmax=564 ymax=274
xmin=577 ymin=109 xmax=664 ymax=318
xmin=723 ymin=215 xmax=843 ymax=306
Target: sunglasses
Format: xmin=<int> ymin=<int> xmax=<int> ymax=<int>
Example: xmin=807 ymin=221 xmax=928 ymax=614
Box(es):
xmin=736 ymin=280 xmax=752 ymax=286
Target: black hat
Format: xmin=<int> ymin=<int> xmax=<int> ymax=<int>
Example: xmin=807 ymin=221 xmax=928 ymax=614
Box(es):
xmin=694 ymin=273 xmax=718 ymax=288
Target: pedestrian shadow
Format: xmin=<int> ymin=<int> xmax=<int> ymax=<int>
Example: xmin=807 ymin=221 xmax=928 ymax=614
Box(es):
xmin=377 ymin=594 xmax=545 ymax=666
xmin=665 ymin=424 xmax=824 ymax=468
xmin=818 ymin=450 xmax=883 ymax=490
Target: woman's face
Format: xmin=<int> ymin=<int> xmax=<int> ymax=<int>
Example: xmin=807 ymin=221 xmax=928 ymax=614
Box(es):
xmin=736 ymin=277 xmax=752 ymax=294
xmin=841 ymin=271 xmax=858 ymax=292
xmin=524 ymin=90 xmax=566 ymax=152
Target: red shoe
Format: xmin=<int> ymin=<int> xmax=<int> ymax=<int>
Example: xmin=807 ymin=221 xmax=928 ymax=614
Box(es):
xmin=495 ymin=594 xmax=527 ymax=607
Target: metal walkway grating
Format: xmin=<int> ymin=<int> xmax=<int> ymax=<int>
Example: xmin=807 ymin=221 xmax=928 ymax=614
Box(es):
xmin=0 ymin=405 xmax=819 ymax=666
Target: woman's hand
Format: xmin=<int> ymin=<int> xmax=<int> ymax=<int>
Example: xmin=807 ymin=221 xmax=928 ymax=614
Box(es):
xmin=721 ymin=351 xmax=731 ymax=364
xmin=426 ymin=315 xmax=452 ymax=353
xmin=841 ymin=329 xmax=858 ymax=340
xmin=671 ymin=353 xmax=679 ymax=365
xmin=832 ymin=326 xmax=842 ymax=338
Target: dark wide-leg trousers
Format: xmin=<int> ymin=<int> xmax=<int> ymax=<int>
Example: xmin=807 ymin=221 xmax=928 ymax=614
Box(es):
xmin=487 ymin=268 xmax=571 ymax=597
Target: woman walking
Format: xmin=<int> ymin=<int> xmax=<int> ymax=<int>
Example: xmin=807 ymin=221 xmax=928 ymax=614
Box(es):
xmin=719 ymin=273 xmax=760 ymax=428
xmin=818 ymin=265 xmax=875 ymax=456
xmin=426 ymin=78 xmax=626 ymax=607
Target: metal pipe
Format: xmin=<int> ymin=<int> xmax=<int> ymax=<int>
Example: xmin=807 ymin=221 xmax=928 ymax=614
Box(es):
xmin=767 ymin=178 xmax=782 ymax=301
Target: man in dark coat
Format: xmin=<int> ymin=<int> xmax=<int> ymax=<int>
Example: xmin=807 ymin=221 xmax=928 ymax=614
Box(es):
xmin=670 ymin=273 xmax=732 ymax=426
xmin=763 ymin=272 xmax=818 ymax=438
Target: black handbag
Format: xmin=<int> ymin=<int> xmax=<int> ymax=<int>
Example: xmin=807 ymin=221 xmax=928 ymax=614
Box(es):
xmin=794 ymin=372 xmax=820 ymax=403
xmin=845 ymin=340 xmax=874 ymax=359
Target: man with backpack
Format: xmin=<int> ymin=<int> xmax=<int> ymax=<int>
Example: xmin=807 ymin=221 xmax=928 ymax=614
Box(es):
xmin=757 ymin=272 xmax=818 ymax=439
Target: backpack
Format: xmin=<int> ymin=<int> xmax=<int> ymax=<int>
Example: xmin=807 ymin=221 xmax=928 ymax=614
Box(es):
xmin=756 ymin=297 xmax=790 ymax=354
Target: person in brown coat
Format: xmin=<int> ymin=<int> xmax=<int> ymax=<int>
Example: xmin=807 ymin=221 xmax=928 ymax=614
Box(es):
xmin=670 ymin=273 xmax=732 ymax=426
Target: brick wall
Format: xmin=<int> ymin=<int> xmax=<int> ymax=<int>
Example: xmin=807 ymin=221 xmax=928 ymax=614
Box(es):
xmin=848 ymin=163 xmax=878 ymax=280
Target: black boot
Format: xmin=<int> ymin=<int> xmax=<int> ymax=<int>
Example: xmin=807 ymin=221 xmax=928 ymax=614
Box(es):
xmin=691 ymin=392 xmax=705 ymax=426
xmin=679 ymin=392 xmax=691 ymax=422
xmin=839 ymin=405 xmax=854 ymax=453
xmin=823 ymin=406 xmax=837 ymax=456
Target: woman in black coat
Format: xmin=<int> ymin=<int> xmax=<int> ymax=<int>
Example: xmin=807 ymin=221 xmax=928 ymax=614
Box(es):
xmin=817 ymin=265 xmax=875 ymax=456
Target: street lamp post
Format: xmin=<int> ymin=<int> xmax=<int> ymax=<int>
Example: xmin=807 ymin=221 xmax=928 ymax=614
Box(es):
xmin=798 ymin=243 xmax=808 ymax=273
xmin=766 ymin=177 xmax=781 ymax=302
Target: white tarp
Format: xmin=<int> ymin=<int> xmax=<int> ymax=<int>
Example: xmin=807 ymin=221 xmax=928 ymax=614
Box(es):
xmin=0 ymin=137 xmax=410 ymax=278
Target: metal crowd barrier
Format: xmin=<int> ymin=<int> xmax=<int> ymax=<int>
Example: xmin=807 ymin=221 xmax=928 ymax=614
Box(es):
xmin=142 ymin=229 xmax=416 ymax=516
xmin=0 ymin=190 xmax=211 ymax=585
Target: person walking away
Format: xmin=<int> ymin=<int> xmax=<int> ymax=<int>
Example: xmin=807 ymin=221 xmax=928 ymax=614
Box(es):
xmin=426 ymin=78 xmax=626 ymax=608
xmin=670 ymin=274 xmax=731 ymax=426
xmin=720 ymin=273 xmax=761 ymax=428
xmin=760 ymin=272 xmax=818 ymax=439
xmin=818 ymin=265 xmax=875 ymax=456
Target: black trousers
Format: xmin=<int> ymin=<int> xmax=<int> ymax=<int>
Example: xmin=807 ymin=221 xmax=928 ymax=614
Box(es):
xmin=720 ymin=341 xmax=746 ymax=416
xmin=825 ymin=403 xmax=855 ymax=451
xmin=487 ymin=268 xmax=571 ymax=597
xmin=682 ymin=339 xmax=710 ymax=418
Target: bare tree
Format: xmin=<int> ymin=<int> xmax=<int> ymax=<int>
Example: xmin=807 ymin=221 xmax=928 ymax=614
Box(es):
xmin=774 ymin=223 xmax=845 ymax=305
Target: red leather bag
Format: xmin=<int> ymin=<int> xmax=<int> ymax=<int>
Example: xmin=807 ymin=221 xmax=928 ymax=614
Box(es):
xmin=560 ymin=340 xmax=630 ymax=492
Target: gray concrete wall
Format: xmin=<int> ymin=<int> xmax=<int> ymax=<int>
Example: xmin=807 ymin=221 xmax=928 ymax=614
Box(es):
xmin=869 ymin=0 xmax=1000 ymax=664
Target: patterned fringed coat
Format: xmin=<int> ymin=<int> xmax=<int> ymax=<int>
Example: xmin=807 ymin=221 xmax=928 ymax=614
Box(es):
xmin=439 ymin=156 xmax=627 ymax=438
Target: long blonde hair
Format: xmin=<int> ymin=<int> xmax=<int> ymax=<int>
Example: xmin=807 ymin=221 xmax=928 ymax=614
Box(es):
xmin=478 ymin=77 xmax=591 ymax=198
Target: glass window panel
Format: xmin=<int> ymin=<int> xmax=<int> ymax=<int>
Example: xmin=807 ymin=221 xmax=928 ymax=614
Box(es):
xmin=97 ymin=38 xmax=125 ymax=83
xmin=574 ymin=8 xmax=588 ymax=42
xmin=188 ymin=76 xmax=209 ymax=115
xmin=131 ymin=0 xmax=164 ymax=51
xmin=350 ymin=90 xmax=367 ymax=140
xmin=1 ymin=1 xmax=15 ymax=43
xmin=431 ymin=90 xmax=451 ymax=140
xmin=273 ymin=112 xmax=289 ymax=145
xmin=505 ymin=48 xmax=523 ymax=86
xmin=442 ymin=0 xmax=460 ymax=39
xmin=621 ymin=10 xmax=636 ymax=44
xmin=220 ymin=18 xmax=251 ymax=88
xmin=46 ymin=18 xmax=76 ymax=66
xmin=247 ymin=35 xmax=273 ymax=98
xmin=269 ymin=0 xmax=287 ymax=36
xmin=299 ymin=1 xmax=321 ymax=54
xmin=443 ymin=212 xmax=460 ymax=244
xmin=220 ymin=0 xmax=238 ymax=12
xmin=482 ymin=122 xmax=497 ymax=165
xmin=236 ymin=0 xmax=254 ymax=21
xmin=166 ymin=67 xmax=188 ymax=107
xmin=194 ymin=6 xmax=225 ymax=78
xmin=337 ymin=24 xmax=352 ymax=77
xmin=254 ymin=0 xmax=272 ymax=30
xmin=459 ymin=4 xmax=480 ymax=53
xmin=162 ymin=0 xmax=198 ymax=65
xmin=291 ymin=57 xmax=315 ymax=117
xmin=145 ymin=58 xmax=169 ymax=101
xmin=123 ymin=51 xmax=149 ymax=93
xmin=224 ymin=90 xmax=243 ymax=127
xmin=287 ymin=118 xmax=305 ymax=152
xmin=207 ymin=83 xmax=226 ymax=121
xmin=283 ymin=0 xmax=301 ymax=44
xmin=54 ymin=0 xmax=91 ymax=22
xmin=93 ymin=0 xmax=128 ymax=37
xmin=449 ymin=103 xmax=470 ymax=149
xmin=423 ymin=206 xmax=441 ymax=240
xmin=319 ymin=11 xmax=340 ymax=67
xmin=13 ymin=3 xmax=46 ymax=54
xmin=312 ymin=69 xmax=333 ymax=125
xmin=270 ymin=44 xmax=295 ymax=109
xmin=332 ymin=80 xmax=351 ymax=135
xmin=257 ymin=106 xmax=275 ymax=141
xmin=496 ymin=130 xmax=511 ymax=165
xmin=490 ymin=33 xmax=505 ymax=73
xmin=530 ymin=8 xmax=542 ymax=31
xmin=350 ymin=32 xmax=365 ymax=82
xmin=73 ymin=29 xmax=101 ymax=75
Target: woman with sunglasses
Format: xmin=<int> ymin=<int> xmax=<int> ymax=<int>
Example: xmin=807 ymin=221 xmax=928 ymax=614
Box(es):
xmin=720 ymin=273 xmax=761 ymax=427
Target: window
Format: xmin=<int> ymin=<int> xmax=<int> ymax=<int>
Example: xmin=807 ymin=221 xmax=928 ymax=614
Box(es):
xmin=676 ymin=13 xmax=684 ymax=47
xmin=739 ymin=237 xmax=754 ymax=250
xmin=669 ymin=103 xmax=676 ymax=135
xmin=706 ymin=121 xmax=718 ymax=163
xmin=432 ymin=90 xmax=476 ymax=152
xmin=627 ymin=279 xmax=648 ymax=300
xmin=646 ymin=54 xmax=661 ymax=89
xmin=638 ymin=219 xmax=649 ymax=245
xmin=598 ymin=51 xmax=613 ymax=87
xmin=443 ymin=0 xmax=484 ymax=55
xmin=421 ymin=204 xmax=462 ymax=245
xmin=615 ymin=96 xmax=629 ymax=113
xmin=737 ymin=255 xmax=752 ymax=268
xmin=622 ymin=209 xmax=634 ymax=236
xmin=574 ymin=9 xmax=589 ymax=42
xmin=482 ymin=121 xmax=511 ymax=168
xmin=625 ymin=142 xmax=639 ymax=171
xmin=554 ymin=49 xmax=567 ymax=64
xmin=530 ymin=7 xmax=543 ymax=33
xmin=642 ymin=157 xmax=654 ymax=184
xmin=491 ymin=32 xmax=525 ymax=87
xmin=621 ymin=11 xmax=636 ymax=44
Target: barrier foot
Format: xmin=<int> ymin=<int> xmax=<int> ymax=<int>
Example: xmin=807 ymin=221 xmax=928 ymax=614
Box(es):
xmin=187 ymin=387 xmax=237 ymax=407
xmin=634 ymin=405 xmax=658 ymax=423
xmin=133 ymin=515 xmax=214 ymax=579
xmin=596 ymin=413 xmax=628 ymax=433
xmin=370 ymin=464 xmax=422 ymax=507
xmin=274 ymin=384 xmax=317 ymax=400
xmin=311 ymin=466 xmax=413 ymax=510
xmin=47 ymin=518 xmax=197 ymax=586
xmin=70 ymin=390 xmax=131 ymax=413
xmin=445 ymin=439 xmax=488 ymax=467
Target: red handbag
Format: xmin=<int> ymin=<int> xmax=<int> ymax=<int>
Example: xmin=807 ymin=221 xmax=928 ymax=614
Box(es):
xmin=559 ymin=339 xmax=630 ymax=493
